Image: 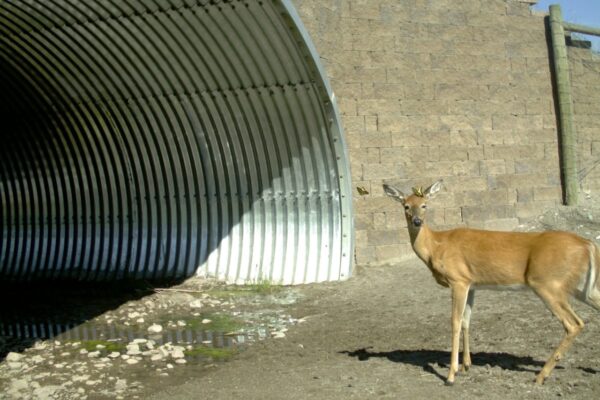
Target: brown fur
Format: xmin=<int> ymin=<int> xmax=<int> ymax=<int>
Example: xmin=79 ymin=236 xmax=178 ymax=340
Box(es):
xmin=383 ymin=180 xmax=599 ymax=385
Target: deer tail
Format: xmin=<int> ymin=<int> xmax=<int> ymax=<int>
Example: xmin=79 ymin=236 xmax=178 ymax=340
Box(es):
xmin=583 ymin=243 xmax=600 ymax=310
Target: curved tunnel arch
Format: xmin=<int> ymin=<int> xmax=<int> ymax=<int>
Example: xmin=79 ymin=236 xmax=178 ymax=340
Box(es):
xmin=0 ymin=0 xmax=353 ymax=284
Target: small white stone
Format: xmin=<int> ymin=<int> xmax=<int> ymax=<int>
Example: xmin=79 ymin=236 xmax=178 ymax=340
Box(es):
xmin=171 ymin=348 xmax=185 ymax=359
xmin=175 ymin=358 xmax=187 ymax=364
xmin=177 ymin=320 xmax=186 ymax=327
xmin=201 ymin=319 xmax=212 ymax=324
xmin=271 ymin=331 xmax=286 ymax=339
xmin=5 ymin=352 xmax=24 ymax=362
xmin=115 ymin=378 xmax=127 ymax=391
xmin=126 ymin=358 xmax=139 ymax=365
xmin=108 ymin=352 xmax=120 ymax=359
xmin=79 ymin=349 xmax=89 ymax=355
xmin=7 ymin=362 xmax=24 ymax=370
xmin=30 ymin=355 xmax=44 ymax=363
xmin=137 ymin=318 xmax=145 ymax=323
xmin=147 ymin=324 xmax=163 ymax=333
xmin=126 ymin=344 xmax=141 ymax=355
xmin=151 ymin=354 xmax=164 ymax=361
xmin=166 ymin=363 xmax=174 ymax=369
xmin=87 ymin=351 xmax=101 ymax=358
xmin=128 ymin=311 xmax=141 ymax=319
xmin=189 ymin=299 xmax=203 ymax=308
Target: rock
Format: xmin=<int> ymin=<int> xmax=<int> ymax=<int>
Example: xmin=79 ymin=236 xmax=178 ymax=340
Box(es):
xmin=202 ymin=319 xmax=212 ymax=324
xmin=85 ymin=380 xmax=101 ymax=386
xmin=80 ymin=349 xmax=89 ymax=355
xmin=166 ymin=363 xmax=174 ymax=369
xmin=96 ymin=344 xmax=106 ymax=350
xmin=171 ymin=348 xmax=185 ymax=359
xmin=115 ymin=378 xmax=127 ymax=391
xmin=7 ymin=361 xmax=24 ymax=370
xmin=126 ymin=344 xmax=141 ymax=355
xmin=148 ymin=324 xmax=163 ymax=333
xmin=190 ymin=299 xmax=203 ymax=308
xmin=126 ymin=358 xmax=139 ymax=365
xmin=6 ymin=352 xmax=24 ymax=362
xmin=128 ymin=311 xmax=141 ymax=319
xmin=175 ymin=358 xmax=187 ymax=364
xmin=87 ymin=351 xmax=101 ymax=358
xmin=177 ymin=320 xmax=186 ymax=327
xmin=151 ymin=354 xmax=164 ymax=361
xmin=34 ymin=342 xmax=49 ymax=350
xmin=34 ymin=385 xmax=61 ymax=399
xmin=72 ymin=375 xmax=90 ymax=383
xmin=108 ymin=352 xmax=120 ymax=359
xmin=271 ymin=331 xmax=286 ymax=339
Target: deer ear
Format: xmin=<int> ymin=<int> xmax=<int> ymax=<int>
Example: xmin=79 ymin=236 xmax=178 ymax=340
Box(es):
xmin=383 ymin=184 xmax=406 ymax=203
xmin=424 ymin=179 xmax=443 ymax=199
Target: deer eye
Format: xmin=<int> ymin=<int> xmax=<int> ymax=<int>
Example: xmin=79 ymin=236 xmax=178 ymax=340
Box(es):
xmin=404 ymin=205 xmax=410 ymax=211
xmin=421 ymin=204 xmax=427 ymax=209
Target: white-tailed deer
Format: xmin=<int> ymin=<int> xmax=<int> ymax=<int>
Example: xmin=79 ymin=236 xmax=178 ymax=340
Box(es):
xmin=383 ymin=180 xmax=600 ymax=385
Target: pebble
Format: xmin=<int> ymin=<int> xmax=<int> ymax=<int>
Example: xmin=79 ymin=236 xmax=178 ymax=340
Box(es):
xmin=6 ymin=352 xmax=24 ymax=362
xmin=147 ymin=324 xmax=163 ymax=333
xmin=108 ymin=352 xmax=121 ymax=359
xmin=171 ymin=348 xmax=185 ymax=359
xmin=126 ymin=358 xmax=140 ymax=365
xmin=8 ymin=361 xmax=24 ymax=369
xmin=87 ymin=351 xmax=101 ymax=358
xmin=190 ymin=299 xmax=203 ymax=308
xmin=126 ymin=344 xmax=141 ymax=355
xmin=202 ymin=319 xmax=212 ymax=324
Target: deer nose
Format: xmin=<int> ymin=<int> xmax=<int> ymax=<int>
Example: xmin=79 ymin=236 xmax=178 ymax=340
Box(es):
xmin=413 ymin=217 xmax=422 ymax=227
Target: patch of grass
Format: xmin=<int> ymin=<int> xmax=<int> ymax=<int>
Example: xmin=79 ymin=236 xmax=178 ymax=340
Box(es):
xmin=184 ymin=345 xmax=237 ymax=360
xmin=208 ymin=279 xmax=282 ymax=298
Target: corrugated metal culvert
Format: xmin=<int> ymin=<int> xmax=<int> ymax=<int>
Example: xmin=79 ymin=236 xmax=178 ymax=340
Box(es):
xmin=0 ymin=0 xmax=353 ymax=284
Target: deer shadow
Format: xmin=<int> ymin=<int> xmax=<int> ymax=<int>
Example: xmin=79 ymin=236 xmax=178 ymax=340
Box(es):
xmin=340 ymin=347 xmax=550 ymax=382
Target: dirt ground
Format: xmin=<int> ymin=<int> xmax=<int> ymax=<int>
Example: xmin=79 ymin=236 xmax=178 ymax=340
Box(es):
xmin=149 ymin=204 xmax=600 ymax=400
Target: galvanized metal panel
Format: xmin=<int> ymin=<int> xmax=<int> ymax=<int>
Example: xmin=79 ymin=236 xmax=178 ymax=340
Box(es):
xmin=0 ymin=0 xmax=353 ymax=284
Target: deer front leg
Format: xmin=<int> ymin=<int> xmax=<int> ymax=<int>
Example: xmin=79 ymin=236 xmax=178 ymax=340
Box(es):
xmin=461 ymin=289 xmax=475 ymax=372
xmin=446 ymin=283 xmax=470 ymax=386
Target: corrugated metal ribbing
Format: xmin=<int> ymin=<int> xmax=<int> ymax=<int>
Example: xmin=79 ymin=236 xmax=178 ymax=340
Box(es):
xmin=0 ymin=0 xmax=353 ymax=284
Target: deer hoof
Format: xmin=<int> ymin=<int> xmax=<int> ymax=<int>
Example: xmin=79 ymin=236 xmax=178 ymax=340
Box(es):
xmin=445 ymin=379 xmax=455 ymax=387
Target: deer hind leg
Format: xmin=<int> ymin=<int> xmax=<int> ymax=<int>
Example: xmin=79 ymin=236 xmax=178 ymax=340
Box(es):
xmin=461 ymin=289 xmax=475 ymax=372
xmin=532 ymin=287 xmax=584 ymax=385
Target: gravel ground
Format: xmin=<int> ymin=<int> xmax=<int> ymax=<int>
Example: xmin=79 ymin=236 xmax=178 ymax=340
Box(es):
xmin=2 ymin=202 xmax=600 ymax=399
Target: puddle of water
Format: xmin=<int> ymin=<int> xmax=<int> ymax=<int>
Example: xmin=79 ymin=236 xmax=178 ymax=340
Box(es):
xmin=0 ymin=282 xmax=299 ymax=399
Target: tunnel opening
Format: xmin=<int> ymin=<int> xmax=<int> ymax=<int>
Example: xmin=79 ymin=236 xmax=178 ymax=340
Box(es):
xmin=0 ymin=0 xmax=353 ymax=286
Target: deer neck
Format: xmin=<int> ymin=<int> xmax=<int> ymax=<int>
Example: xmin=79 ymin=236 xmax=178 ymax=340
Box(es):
xmin=408 ymin=223 xmax=435 ymax=263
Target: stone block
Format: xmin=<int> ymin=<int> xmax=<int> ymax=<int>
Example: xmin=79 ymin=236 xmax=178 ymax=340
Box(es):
xmin=367 ymin=230 xmax=402 ymax=246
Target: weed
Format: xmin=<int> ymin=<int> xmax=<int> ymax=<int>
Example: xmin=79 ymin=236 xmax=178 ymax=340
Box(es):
xmin=184 ymin=345 xmax=237 ymax=360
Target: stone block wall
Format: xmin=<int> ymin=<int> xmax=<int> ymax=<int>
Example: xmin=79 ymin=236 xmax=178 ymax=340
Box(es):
xmin=569 ymin=45 xmax=600 ymax=195
xmin=292 ymin=0 xmax=599 ymax=265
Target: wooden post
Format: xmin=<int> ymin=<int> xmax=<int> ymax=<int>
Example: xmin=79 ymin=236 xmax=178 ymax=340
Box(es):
xmin=549 ymin=5 xmax=578 ymax=206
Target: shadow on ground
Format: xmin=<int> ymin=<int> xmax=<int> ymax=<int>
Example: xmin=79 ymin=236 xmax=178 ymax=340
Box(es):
xmin=340 ymin=347 xmax=549 ymax=382
xmin=0 ymin=280 xmax=157 ymax=361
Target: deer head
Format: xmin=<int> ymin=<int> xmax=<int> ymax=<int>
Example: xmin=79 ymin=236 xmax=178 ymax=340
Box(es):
xmin=383 ymin=180 xmax=443 ymax=228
